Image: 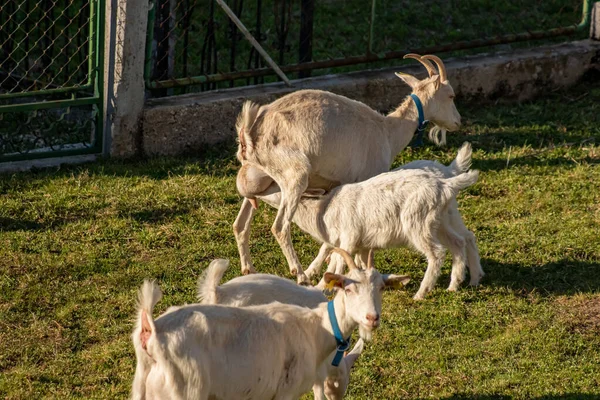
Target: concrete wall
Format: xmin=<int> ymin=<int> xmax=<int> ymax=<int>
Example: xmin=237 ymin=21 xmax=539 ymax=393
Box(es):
xmin=103 ymin=0 xmax=148 ymax=158
xmin=141 ymin=40 xmax=600 ymax=157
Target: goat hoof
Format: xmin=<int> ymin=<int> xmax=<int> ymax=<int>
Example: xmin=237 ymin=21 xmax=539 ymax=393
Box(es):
xmin=297 ymin=273 xmax=310 ymax=286
xmin=469 ymin=274 xmax=483 ymax=286
xmin=447 ymin=284 xmax=460 ymax=292
xmin=242 ymin=267 xmax=256 ymax=275
xmin=412 ymin=293 xmax=426 ymax=301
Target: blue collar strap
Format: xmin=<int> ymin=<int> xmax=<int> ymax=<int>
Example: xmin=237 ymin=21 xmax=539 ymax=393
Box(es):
xmin=327 ymin=300 xmax=350 ymax=367
xmin=409 ymin=94 xmax=429 ymax=147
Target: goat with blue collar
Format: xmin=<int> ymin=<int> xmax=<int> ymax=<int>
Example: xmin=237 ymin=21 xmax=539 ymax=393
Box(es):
xmin=131 ymin=248 xmax=409 ymax=400
xmin=234 ymin=53 xmax=461 ymax=286
xmin=196 ymin=250 xmax=396 ymax=400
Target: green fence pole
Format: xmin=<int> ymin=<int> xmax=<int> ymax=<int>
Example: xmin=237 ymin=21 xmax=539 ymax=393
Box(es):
xmin=95 ymin=0 xmax=105 ymax=154
xmin=368 ymin=0 xmax=376 ymax=55
xmin=145 ymin=0 xmax=157 ymax=88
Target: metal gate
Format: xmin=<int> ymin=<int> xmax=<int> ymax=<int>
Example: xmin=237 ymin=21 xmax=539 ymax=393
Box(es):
xmin=0 ymin=0 xmax=104 ymax=162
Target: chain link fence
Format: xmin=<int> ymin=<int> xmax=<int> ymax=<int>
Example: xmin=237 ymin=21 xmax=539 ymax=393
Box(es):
xmin=0 ymin=0 xmax=103 ymax=161
xmin=145 ymin=0 xmax=591 ymax=96
xmin=0 ymin=0 xmax=94 ymax=96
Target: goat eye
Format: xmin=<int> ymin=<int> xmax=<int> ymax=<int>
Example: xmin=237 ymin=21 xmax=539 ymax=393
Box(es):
xmin=449 ymin=95 xmax=455 ymax=99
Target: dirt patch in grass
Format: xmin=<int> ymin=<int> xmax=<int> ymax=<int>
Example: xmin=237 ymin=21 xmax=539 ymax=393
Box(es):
xmin=555 ymin=295 xmax=600 ymax=335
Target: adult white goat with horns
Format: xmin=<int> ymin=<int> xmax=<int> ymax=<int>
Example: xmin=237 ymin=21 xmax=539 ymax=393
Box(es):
xmin=234 ymin=54 xmax=461 ymax=283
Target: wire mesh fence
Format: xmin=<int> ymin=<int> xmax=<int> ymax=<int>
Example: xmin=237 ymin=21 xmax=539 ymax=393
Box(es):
xmin=145 ymin=0 xmax=591 ymax=96
xmin=0 ymin=0 xmax=95 ymax=97
xmin=0 ymin=0 xmax=104 ymax=161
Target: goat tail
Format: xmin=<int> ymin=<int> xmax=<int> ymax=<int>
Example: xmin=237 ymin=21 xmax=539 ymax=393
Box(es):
xmin=197 ymin=259 xmax=230 ymax=304
xmin=236 ymin=101 xmax=261 ymax=161
xmin=450 ymin=142 xmax=472 ymax=176
xmin=444 ymin=170 xmax=479 ymax=200
xmin=131 ymin=281 xmax=162 ymax=399
xmin=135 ymin=280 xmax=162 ymax=349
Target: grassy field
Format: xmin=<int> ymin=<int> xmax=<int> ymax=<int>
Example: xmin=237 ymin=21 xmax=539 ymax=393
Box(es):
xmin=1 ymin=73 xmax=600 ymax=398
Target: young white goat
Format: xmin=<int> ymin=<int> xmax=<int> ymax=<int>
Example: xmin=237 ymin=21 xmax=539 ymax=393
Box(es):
xmin=238 ymin=158 xmax=479 ymax=300
xmin=131 ymin=250 xmax=408 ymax=400
xmin=303 ymin=142 xmax=484 ymax=292
xmin=196 ymin=258 xmax=390 ymax=400
xmin=234 ymin=54 xmax=461 ymax=282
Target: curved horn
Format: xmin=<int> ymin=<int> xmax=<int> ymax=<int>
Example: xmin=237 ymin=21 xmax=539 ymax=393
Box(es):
xmin=403 ymin=53 xmax=436 ymax=78
xmin=330 ymin=248 xmax=358 ymax=271
xmin=367 ymin=249 xmax=374 ymax=270
xmin=421 ymin=55 xmax=447 ymax=82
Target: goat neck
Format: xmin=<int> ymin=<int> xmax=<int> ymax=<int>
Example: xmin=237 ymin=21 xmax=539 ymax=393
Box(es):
xmin=385 ymin=95 xmax=421 ymax=155
xmin=317 ymin=291 xmax=354 ymax=350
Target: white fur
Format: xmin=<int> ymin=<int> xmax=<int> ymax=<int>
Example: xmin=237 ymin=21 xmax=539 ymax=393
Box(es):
xmin=196 ymin=260 xmax=370 ymax=400
xmin=243 ymin=147 xmax=480 ymax=299
xmin=234 ymin=55 xmax=461 ymax=283
xmin=131 ymin=258 xmax=408 ymax=399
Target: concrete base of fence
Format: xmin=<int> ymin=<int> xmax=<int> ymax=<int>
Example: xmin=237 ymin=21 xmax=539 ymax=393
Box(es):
xmin=142 ymin=39 xmax=600 ymax=157
xmin=0 ymin=155 xmax=98 ymax=173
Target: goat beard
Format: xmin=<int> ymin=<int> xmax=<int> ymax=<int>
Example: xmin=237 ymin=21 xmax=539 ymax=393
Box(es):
xmin=428 ymin=125 xmax=447 ymax=146
xmin=359 ymin=325 xmax=373 ymax=342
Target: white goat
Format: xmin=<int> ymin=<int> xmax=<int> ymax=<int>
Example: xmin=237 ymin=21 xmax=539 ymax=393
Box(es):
xmin=131 ymin=250 xmax=409 ymax=400
xmin=304 ymin=142 xmax=484 ymax=292
xmin=196 ymin=258 xmax=387 ymax=400
xmin=237 ymin=157 xmax=480 ymax=300
xmin=234 ymin=54 xmax=461 ymax=283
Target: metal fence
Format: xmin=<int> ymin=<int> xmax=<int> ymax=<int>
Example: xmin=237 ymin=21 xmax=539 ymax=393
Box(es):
xmin=144 ymin=0 xmax=593 ymax=95
xmin=0 ymin=0 xmax=104 ymax=162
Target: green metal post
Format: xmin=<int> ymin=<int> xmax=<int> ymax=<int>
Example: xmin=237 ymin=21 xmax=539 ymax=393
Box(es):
xmin=87 ymin=0 xmax=96 ymax=86
xmin=577 ymin=0 xmax=592 ymax=29
xmin=95 ymin=0 xmax=105 ymax=154
xmin=368 ymin=0 xmax=376 ymax=55
xmin=145 ymin=0 xmax=157 ymax=88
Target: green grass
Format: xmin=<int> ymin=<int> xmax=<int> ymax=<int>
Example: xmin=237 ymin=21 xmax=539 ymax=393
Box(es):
xmin=1 ymin=75 xmax=600 ymax=399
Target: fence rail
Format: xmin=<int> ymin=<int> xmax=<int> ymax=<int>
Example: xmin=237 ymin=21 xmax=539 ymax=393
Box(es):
xmin=144 ymin=0 xmax=593 ymax=95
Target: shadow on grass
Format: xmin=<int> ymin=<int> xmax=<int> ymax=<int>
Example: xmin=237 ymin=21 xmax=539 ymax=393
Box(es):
xmin=441 ymin=131 xmax=598 ymax=173
xmin=0 ymin=204 xmax=198 ymax=232
xmin=434 ymin=394 xmax=600 ymax=400
xmin=0 ymin=217 xmax=43 ymax=232
xmin=0 ymin=143 xmax=238 ymax=189
xmin=481 ymin=257 xmax=600 ymax=296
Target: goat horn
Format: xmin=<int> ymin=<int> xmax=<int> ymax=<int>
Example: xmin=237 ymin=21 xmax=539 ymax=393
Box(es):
xmin=403 ymin=53 xmax=436 ymax=78
xmin=421 ymin=55 xmax=447 ymax=82
xmin=330 ymin=248 xmax=358 ymax=271
xmin=367 ymin=249 xmax=374 ymax=270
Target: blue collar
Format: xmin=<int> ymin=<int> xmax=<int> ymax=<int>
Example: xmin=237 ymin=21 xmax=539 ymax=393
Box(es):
xmin=327 ymin=300 xmax=350 ymax=367
xmin=410 ymin=94 xmax=429 ymax=147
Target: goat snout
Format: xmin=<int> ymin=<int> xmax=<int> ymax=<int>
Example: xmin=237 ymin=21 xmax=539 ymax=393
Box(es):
xmin=365 ymin=313 xmax=380 ymax=328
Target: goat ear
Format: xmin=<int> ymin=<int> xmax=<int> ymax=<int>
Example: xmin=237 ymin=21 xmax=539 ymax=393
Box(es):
xmin=383 ymin=274 xmax=411 ymax=288
xmin=395 ymin=72 xmax=420 ymax=89
xmin=324 ymin=272 xmax=345 ymax=288
xmin=420 ymin=74 xmax=441 ymax=90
